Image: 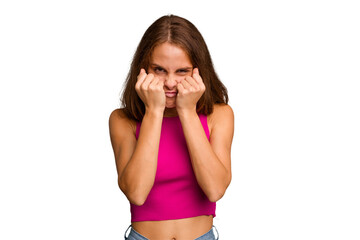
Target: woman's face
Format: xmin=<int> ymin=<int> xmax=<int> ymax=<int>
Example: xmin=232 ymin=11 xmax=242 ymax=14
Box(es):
xmin=148 ymin=42 xmax=193 ymax=108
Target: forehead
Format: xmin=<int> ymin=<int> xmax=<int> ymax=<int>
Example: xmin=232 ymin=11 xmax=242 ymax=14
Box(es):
xmin=150 ymin=42 xmax=192 ymax=68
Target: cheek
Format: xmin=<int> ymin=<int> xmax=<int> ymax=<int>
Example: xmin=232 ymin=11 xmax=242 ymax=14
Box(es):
xmin=157 ymin=76 xmax=166 ymax=82
xmin=176 ymin=74 xmax=191 ymax=82
xmin=149 ymin=72 xmax=165 ymax=81
xmin=175 ymin=77 xmax=184 ymax=83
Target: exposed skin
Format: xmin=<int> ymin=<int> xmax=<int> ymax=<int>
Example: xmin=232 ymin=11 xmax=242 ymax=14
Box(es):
xmin=109 ymin=42 xmax=234 ymax=239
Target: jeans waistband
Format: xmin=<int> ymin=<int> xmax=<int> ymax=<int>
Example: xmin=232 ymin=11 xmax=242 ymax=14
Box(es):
xmin=124 ymin=224 xmax=219 ymax=240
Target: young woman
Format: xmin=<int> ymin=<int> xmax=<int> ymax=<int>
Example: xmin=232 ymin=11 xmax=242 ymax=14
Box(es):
xmin=109 ymin=15 xmax=234 ymax=240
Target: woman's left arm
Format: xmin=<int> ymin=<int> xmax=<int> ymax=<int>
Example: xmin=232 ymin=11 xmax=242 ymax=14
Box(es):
xmin=178 ymin=104 xmax=234 ymax=202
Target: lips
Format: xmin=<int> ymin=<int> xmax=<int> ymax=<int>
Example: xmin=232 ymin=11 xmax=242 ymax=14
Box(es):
xmin=165 ymin=92 xmax=177 ymax=97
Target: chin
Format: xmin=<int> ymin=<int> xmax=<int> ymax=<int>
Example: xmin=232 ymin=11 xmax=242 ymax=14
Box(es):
xmin=165 ymin=101 xmax=176 ymax=108
xmin=165 ymin=104 xmax=176 ymax=108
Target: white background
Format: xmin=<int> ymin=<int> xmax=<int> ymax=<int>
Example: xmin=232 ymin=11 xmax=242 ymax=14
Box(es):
xmin=1 ymin=0 xmax=359 ymax=239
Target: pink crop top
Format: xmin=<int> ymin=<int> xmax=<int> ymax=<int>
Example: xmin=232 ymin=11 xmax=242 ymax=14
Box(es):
xmin=130 ymin=113 xmax=216 ymax=222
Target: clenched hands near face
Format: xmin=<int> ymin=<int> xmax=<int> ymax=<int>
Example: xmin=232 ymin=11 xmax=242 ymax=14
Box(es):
xmin=135 ymin=42 xmax=205 ymax=115
xmin=174 ymin=68 xmax=205 ymax=113
xmin=135 ymin=69 xmax=166 ymax=113
xmin=135 ymin=67 xmax=205 ymax=114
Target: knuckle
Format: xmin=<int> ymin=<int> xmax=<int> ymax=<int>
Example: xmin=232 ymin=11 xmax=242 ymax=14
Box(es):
xmin=140 ymin=84 xmax=147 ymax=91
xmin=137 ymin=73 xmax=146 ymax=80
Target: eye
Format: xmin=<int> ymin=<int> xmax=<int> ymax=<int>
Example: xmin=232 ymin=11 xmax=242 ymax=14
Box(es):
xmin=177 ymin=69 xmax=190 ymax=74
xmin=154 ymin=67 xmax=166 ymax=73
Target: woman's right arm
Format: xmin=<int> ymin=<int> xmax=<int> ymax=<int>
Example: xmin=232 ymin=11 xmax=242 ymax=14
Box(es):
xmin=109 ymin=108 xmax=163 ymax=206
xmin=109 ymin=69 xmax=165 ymax=206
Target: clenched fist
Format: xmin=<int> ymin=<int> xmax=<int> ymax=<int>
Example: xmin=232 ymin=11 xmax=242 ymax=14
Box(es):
xmin=135 ymin=69 xmax=166 ymax=113
xmin=176 ymin=68 xmax=206 ymax=112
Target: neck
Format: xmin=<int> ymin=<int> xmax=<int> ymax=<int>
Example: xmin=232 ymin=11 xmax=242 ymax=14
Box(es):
xmin=163 ymin=108 xmax=178 ymax=117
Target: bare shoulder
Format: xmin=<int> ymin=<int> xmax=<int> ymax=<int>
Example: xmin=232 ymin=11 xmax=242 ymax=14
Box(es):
xmin=109 ymin=108 xmax=137 ymax=137
xmin=207 ymin=103 xmax=234 ymax=135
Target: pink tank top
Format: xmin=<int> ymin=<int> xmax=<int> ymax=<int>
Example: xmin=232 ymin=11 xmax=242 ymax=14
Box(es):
xmin=130 ymin=113 xmax=216 ymax=222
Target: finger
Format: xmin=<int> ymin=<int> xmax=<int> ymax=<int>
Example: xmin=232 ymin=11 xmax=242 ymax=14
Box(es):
xmin=136 ymin=68 xmax=147 ymax=88
xmin=149 ymin=76 xmax=159 ymax=89
xmin=180 ymin=78 xmax=192 ymax=89
xmin=177 ymin=82 xmax=185 ymax=93
xmin=192 ymin=68 xmax=203 ymax=84
xmin=137 ymin=68 xmax=147 ymax=82
xmin=156 ymin=78 xmax=164 ymax=88
xmin=184 ymin=76 xmax=199 ymax=90
xmin=141 ymin=73 xmax=154 ymax=89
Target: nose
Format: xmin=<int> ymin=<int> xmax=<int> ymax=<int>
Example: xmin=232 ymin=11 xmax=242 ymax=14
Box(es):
xmin=164 ymin=74 xmax=178 ymax=89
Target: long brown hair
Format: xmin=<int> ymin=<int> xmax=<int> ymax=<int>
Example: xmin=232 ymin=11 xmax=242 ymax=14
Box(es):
xmin=120 ymin=14 xmax=228 ymax=121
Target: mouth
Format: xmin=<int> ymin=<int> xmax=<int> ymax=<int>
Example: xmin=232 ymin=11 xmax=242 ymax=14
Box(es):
xmin=165 ymin=92 xmax=177 ymax=98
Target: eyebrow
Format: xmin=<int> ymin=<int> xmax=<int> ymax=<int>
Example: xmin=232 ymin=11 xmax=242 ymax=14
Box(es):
xmin=150 ymin=64 xmax=193 ymax=71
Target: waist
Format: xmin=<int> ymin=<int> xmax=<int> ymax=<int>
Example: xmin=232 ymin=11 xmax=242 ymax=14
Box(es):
xmin=131 ymin=215 xmax=213 ymax=239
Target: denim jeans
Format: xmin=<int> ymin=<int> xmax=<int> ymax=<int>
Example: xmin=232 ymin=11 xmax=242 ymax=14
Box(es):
xmin=124 ymin=225 xmax=219 ymax=240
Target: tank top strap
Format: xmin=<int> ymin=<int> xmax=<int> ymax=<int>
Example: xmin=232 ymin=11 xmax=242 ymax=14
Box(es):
xmin=135 ymin=121 xmax=141 ymax=139
xmin=198 ymin=113 xmax=210 ymax=140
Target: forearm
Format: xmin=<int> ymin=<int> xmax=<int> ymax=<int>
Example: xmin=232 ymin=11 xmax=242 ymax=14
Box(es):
xmin=120 ymin=110 xmax=163 ymax=205
xmin=178 ymin=110 xmax=230 ymax=202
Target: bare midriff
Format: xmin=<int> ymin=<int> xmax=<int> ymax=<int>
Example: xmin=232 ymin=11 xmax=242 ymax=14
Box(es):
xmin=131 ymin=215 xmax=213 ymax=240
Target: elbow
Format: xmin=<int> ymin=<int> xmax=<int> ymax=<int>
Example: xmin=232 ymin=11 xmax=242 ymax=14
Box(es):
xmin=208 ymin=176 xmax=232 ymax=202
xmin=118 ymin=179 xmax=148 ymax=206
xmin=207 ymin=189 xmax=226 ymax=202
xmin=128 ymin=194 xmax=147 ymax=206
xmin=208 ymin=193 xmax=223 ymax=203
xmin=205 ymin=185 xmax=226 ymax=202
